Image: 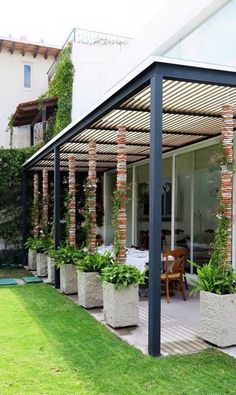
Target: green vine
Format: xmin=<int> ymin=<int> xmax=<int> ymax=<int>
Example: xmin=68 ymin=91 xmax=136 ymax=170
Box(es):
xmin=40 ymin=45 xmax=74 ymax=142
xmin=112 ymin=189 xmax=127 ymax=259
xmin=6 ymin=114 xmax=14 ymax=149
xmin=83 ymin=179 xmax=96 ymax=249
xmin=64 ymin=191 xmax=72 ymax=243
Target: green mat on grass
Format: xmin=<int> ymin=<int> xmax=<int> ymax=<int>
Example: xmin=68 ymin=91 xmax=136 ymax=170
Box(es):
xmin=22 ymin=276 xmax=43 ymax=284
xmin=0 ymin=278 xmax=18 ymax=286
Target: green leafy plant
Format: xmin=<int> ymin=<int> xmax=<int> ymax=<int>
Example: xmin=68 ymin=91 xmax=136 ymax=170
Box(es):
xmin=191 ymin=261 xmax=236 ymax=295
xmin=100 ymin=263 xmax=146 ymax=289
xmin=29 ymin=237 xmax=51 ymax=254
xmin=50 ymin=245 xmax=84 ymax=268
xmin=76 ymin=251 xmax=113 ymax=273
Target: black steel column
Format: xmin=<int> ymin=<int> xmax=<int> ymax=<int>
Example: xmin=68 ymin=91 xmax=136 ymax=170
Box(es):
xmin=148 ymin=70 xmax=163 ymax=357
xmin=30 ymin=125 xmax=34 ymax=146
xmin=54 ymin=146 xmax=60 ymax=289
xmin=22 ymin=170 xmax=28 ymax=264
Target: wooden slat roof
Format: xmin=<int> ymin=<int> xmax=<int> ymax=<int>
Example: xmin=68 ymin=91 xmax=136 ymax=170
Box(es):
xmin=12 ymin=97 xmax=58 ymax=127
xmin=0 ymin=38 xmax=60 ymax=58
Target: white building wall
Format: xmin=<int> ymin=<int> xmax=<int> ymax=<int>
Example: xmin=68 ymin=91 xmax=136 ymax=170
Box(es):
xmin=0 ymin=48 xmax=55 ymax=148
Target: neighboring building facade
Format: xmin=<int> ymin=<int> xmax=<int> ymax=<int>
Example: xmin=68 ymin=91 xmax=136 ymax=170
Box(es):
xmin=0 ymin=37 xmax=59 ymax=148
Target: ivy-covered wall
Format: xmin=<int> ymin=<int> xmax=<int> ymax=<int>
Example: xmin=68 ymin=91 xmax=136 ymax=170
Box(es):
xmin=0 ymin=146 xmax=39 ymax=264
xmin=41 ymin=45 xmax=74 ymax=142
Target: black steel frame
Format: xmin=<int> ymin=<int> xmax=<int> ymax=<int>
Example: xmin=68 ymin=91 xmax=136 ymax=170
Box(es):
xmin=22 ymin=60 xmax=236 ymax=357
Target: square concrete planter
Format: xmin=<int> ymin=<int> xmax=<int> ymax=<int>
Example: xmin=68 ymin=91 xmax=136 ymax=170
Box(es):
xmin=60 ymin=264 xmax=77 ymax=294
xmin=200 ymin=290 xmax=236 ymax=347
xmin=77 ymin=271 xmax=103 ymax=308
xmin=36 ymin=253 xmax=48 ymax=277
xmin=47 ymin=256 xmax=55 ymax=284
xmin=28 ymin=249 xmax=36 ymax=270
xmin=103 ymin=282 xmax=139 ymax=328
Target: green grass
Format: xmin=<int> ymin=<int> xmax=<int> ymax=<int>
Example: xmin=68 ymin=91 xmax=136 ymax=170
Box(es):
xmin=0 ymin=267 xmax=31 ymax=279
xmin=0 ymin=285 xmax=236 ymax=395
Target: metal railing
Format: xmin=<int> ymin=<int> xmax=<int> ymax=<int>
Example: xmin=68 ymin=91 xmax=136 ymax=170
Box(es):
xmin=48 ymin=27 xmax=132 ymax=79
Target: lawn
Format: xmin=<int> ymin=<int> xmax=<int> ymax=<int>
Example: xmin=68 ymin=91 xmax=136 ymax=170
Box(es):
xmin=0 ymin=285 xmax=236 ymax=395
xmin=0 ymin=266 xmax=31 ymax=279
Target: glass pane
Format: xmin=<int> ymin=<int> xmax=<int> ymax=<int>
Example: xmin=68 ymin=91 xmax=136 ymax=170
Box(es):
xmin=24 ymin=65 xmax=31 ymax=88
xmin=175 ymin=152 xmax=193 ymax=271
xmin=193 ymin=145 xmax=220 ymax=266
xmin=162 ymin=157 xmax=172 ymax=251
xmin=136 ymin=164 xmax=149 ymax=249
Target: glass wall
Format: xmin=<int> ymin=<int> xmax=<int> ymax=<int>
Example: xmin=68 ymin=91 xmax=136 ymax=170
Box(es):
xmin=104 ymin=143 xmax=220 ymax=272
xmin=174 ymin=152 xmax=193 ymax=271
xmin=193 ymin=146 xmax=219 ymax=266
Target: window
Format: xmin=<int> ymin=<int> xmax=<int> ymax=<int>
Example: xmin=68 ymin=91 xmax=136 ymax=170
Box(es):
xmin=23 ymin=64 xmax=32 ymax=88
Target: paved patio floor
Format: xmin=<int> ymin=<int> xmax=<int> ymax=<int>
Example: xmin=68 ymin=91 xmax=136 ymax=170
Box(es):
xmin=68 ymin=290 xmax=210 ymax=356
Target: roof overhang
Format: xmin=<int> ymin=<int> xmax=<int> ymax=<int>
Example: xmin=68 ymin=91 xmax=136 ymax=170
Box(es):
xmin=22 ymin=57 xmax=236 ymax=172
xmin=12 ymin=97 xmax=58 ymax=127
xmin=0 ymin=38 xmax=60 ymax=58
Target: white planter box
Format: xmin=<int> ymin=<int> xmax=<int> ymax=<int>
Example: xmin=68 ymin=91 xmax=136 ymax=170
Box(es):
xmin=77 ymin=271 xmax=103 ymax=308
xmin=47 ymin=256 xmax=55 ymax=284
xmin=60 ymin=264 xmax=77 ymax=294
xmin=28 ymin=249 xmax=36 ymax=270
xmin=103 ymin=282 xmax=139 ymax=328
xmin=36 ymin=253 xmax=48 ymax=277
xmin=200 ymin=290 xmax=236 ymax=347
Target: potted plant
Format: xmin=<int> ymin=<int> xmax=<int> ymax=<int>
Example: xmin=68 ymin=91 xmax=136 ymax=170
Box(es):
xmin=100 ymin=264 xmax=145 ymax=328
xmin=76 ymin=252 xmax=113 ymax=308
xmin=25 ymin=237 xmax=36 ymax=270
xmin=53 ymin=245 xmax=84 ymax=294
xmin=31 ymin=238 xmax=50 ymax=277
xmin=192 ymin=261 xmax=236 ymax=347
xmin=47 ymin=246 xmax=56 ymax=284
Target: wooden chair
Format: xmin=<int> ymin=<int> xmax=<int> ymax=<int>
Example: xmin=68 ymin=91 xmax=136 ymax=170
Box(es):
xmin=161 ymin=249 xmax=187 ymax=303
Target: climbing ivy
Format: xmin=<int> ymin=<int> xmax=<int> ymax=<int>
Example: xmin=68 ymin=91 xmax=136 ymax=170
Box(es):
xmin=0 ymin=146 xmax=39 ymax=263
xmin=41 ymin=45 xmax=74 ymax=142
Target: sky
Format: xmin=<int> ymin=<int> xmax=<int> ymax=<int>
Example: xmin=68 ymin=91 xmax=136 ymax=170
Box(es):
xmin=0 ymin=0 xmax=169 ymax=47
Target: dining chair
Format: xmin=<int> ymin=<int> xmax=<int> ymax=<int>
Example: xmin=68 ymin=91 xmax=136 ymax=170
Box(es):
xmin=161 ymin=249 xmax=187 ymax=303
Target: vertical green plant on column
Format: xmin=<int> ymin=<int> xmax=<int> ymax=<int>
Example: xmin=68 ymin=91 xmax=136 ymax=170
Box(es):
xmin=112 ymin=189 xmax=126 ymax=259
xmin=83 ymin=179 xmax=95 ymax=249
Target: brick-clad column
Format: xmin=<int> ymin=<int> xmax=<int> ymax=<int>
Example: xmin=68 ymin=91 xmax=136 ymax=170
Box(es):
xmin=116 ymin=125 xmax=127 ymax=263
xmin=42 ymin=169 xmax=49 ymax=227
xmin=68 ymin=154 xmax=76 ymax=246
xmin=88 ymin=141 xmax=97 ymax=252
xmin=221 ymin=104 xmax=234 ymax=264
xmin=33 ymin=173 xmax=39 ymax=238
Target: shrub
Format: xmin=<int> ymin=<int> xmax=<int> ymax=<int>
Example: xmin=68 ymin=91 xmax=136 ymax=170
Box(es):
xmin=100 ymin=264 xmax=146 ymax=289
xmin=28 ymin=238 xmax=51 ymax=254
xmin=50 ymin=245 xmax=85 ymax=268
xmin=76 ymin=252 xmax=113 ymax=273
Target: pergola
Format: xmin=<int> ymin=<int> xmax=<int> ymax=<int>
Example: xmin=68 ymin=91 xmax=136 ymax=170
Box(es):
xmin=22 ymin=58 xmax=236 ymax=356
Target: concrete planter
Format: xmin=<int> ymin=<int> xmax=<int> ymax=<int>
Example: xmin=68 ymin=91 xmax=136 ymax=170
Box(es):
xmin=28 ymin=249 xmax=36 ymax=270
xmin=77 ymin=271 xmax=103 ymax=308
xmin=36 ymin=253 xmax=48 ymax=277
xmin=60 ymin=264 xmax=77 ymax=294
xmin=47 ymin=256 xmax=55 ymax=284
xmin=200 ymin=290 xmax=236 ymax=347
xmin=103 ymin=282 xmax=139 ymax=328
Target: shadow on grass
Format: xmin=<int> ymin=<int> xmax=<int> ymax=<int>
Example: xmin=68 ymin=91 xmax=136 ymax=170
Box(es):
xmin=9 ymin=284 xmax=236 ymax=395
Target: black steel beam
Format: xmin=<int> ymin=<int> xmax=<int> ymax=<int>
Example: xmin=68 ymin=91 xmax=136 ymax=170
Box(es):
xmin=54 ymin=146 xmax=60 ymax=289
xmin=148 ymin=70 xmax=162 ymax=357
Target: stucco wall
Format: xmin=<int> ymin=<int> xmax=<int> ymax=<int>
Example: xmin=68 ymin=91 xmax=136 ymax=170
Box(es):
xmin=0 ymin=48 xmax=55 ymax=148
